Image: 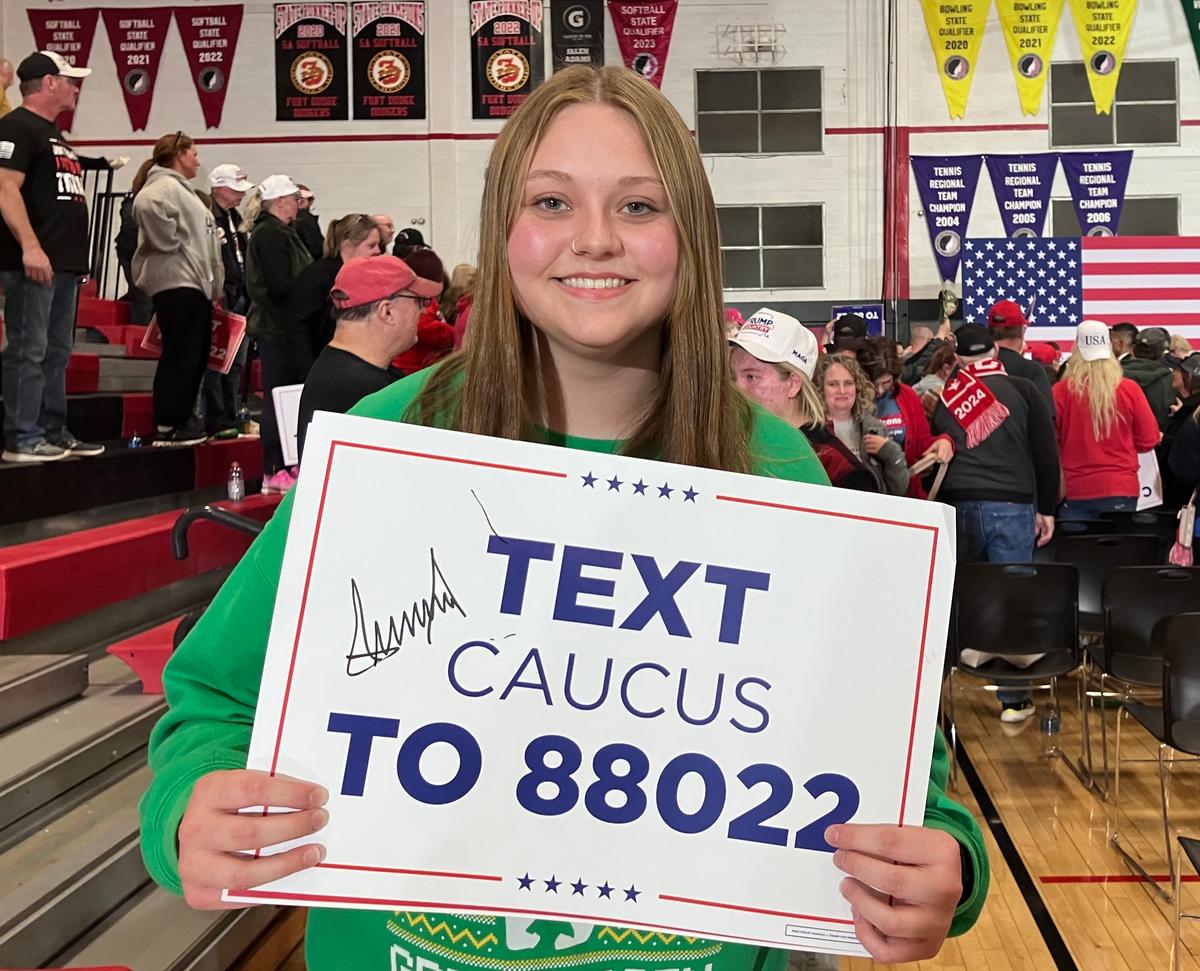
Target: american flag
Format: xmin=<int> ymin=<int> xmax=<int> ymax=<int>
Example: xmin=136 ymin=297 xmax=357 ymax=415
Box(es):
xmin=961 ymin=236 xmax=1200 ymax=341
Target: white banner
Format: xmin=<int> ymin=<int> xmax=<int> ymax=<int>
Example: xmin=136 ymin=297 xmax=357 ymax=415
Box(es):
xmin=228 ymin=412 xmax=957 ymax=957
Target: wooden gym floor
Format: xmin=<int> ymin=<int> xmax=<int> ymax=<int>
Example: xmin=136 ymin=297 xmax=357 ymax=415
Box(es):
xmin=237 ymin=672 xmax=1198 ymax=971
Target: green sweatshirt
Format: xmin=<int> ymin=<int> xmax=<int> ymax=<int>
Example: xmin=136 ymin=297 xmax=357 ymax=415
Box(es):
xmin=140 ymin=369 xmax=988 ymax=970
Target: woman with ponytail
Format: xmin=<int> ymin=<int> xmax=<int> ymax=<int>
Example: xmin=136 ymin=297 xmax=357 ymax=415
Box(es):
xmin=1052 ymin=320 xmax=1160 ymax=520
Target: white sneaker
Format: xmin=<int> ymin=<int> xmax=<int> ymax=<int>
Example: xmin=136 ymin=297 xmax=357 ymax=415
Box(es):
xmin=1000 ymin=701 xmax=1036 ymax=724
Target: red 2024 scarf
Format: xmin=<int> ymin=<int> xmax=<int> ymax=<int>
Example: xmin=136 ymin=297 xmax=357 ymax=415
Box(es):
xmin=940 ymin=358 xmax=1010 ymax=448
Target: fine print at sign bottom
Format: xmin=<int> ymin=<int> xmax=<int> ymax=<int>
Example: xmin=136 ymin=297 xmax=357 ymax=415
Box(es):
xmin=228 ymin=412 xmax=957 ymax=957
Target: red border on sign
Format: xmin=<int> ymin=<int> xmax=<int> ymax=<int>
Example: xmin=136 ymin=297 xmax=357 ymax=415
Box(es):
xmin=248 ymin=439 xmax=941 ymax=933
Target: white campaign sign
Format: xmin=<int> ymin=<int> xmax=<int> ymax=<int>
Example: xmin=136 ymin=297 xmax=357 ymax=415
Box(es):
xmin=228 ymin=412 xmax=957 ymax=958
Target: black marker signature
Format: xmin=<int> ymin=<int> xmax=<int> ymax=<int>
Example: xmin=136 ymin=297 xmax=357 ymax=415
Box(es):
xmin=345 ymin=548 xmax=467 ymax=676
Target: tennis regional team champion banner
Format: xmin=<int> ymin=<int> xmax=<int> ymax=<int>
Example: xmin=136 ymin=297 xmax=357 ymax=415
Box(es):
xmin=470 ymin=1 xmax=545 ymax=119
xmin=986 ymin=153 xmax=1060 ymax=238
xmin=351 ymin=2 xmax=427 ymax=119
xmin=912 ymin=154 xmax=984 ymax=285
xmin=1067 ymin=0 xmax=1140 ymax=114
xmin=918 ymin=0 xmax=990 ymax=119
xmin=274 ymin=2 xmax=350 ymax=121
xmin=227 ymin=413 xmax=956 ymax=958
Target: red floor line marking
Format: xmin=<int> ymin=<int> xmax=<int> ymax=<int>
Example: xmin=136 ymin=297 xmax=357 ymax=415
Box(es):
xmin=657 ymin=893 xmax=855 ymax=926
xmin=316 ymin=862 xmax=502 ymax=881
xmin=1039 ymin=874 xmax=1200 ymax=884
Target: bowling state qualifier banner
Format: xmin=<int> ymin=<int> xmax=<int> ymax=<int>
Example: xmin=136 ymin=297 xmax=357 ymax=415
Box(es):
xmin=101 ymin=8 xmax=171 ymax=131
xmin=274 ymin=2 xmax=349 ymax=121
xmin=470 ymin=1 xmax=545 ymax=119
xmin=918 ymin=0 xmax=990 ymax=119
xmin=985 ymin=153 xmax=1059 ymax=238
xmin=995 ymin=0 xmax=1065 ymax=114
xmin=1066 ymin=0 xmax=1139 ymax=114
xmin=226 ymin=413 xmax=956 ymax=959
xmin=1060 ymin=149 xmax=1132 ymax=235
xmin=174 ymin=5 xmax=244 ymax=129
xmin=608 ymin=1 xmax=677 ymax=88
xmin=551 ymin=0 xmax=605 ymax=71
xmin=912 ymin=154 xmax=984 ymax=285
xmin=351 ymin=1 xmax=427 ymax=119
xmin=27 ymin=8 xmax=99 ymax=131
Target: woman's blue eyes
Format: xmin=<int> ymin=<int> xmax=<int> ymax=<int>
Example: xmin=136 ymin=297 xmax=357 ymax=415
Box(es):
xmin=531 ymin=196 xmax=656 ymax=215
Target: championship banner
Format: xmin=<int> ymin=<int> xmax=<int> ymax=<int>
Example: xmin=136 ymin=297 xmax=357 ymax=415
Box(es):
xmin=1066 ymin=0 xmax=1139 ymax=114
xmin=470 ymin=1 xmax=545 ymax=120
xmin=174 ymin=5 xmax=244 ymax=129
xmin=551 ymin=0 xmax=604 ymax=71
xmin=225 ymin=412 xmax=955 ymax=962
xmin=100 ymin=8 xmax=171 ymax=131
xmin=918 ymin=0 xmax=990 ymax=119
xmin=985 ymin=153 xmax=1060 ymax=238
xmin=1060 ymin=150 xmax=1133 ymax=236
xmin=351 ymin=1 xmax=427 ymax=119
xmin=995 ymin=0 xmax=1064 ymax=114
xmin=1181 ymin=0 xmax=1200 ymax=78
xmin=608 ymin=1 xmax=677 ymax=88
xmin=27 ymin=8 xmax=99 ymax=131
xmin=911 ymin=154 xmax=984 ymax=285
xmin=274 ymin=2 xmax=349 ymax=121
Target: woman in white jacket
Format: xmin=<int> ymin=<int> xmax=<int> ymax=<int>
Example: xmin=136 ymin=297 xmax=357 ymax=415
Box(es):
xmin=132 ymin=132 xmax=224 ymax=446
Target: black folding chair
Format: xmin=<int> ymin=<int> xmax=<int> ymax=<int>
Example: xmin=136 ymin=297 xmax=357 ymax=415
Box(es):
xmin=1176 ymin=834 xmax=1200 ymax=970
xmin=1102 ymin=508 xmax=1181 ymax=557
xmin=944 ymin=563 xmax=1082 ymax=789
xmin=1055 ymin=534 xmax=1161 ymax=636
xmin=1034 ymin=517 xmax=1116 ymax=563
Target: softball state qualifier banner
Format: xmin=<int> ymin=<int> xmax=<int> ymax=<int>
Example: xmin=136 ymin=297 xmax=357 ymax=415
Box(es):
xmin=274 ymin=2 xmax=350 ymax=121
xmin=352 ymin=1 xmax=427 ymax=119
xmin=101 ymin=8 xmax=172 ymax=131
xmin=919 ymin=0 xmax=990 ymax=119
xmin=227 ymin=413 xmax=956 ymax=958
xmin=470 ymin=1 xmax=545 ymax=120
xmin=1067 ymin=0 xmax=1139 ymax=114
xmin=608 ymin=1 xmax=677 ymax=89
xmin=995 ymin=0 xmax=1065 ymax=114
xmin=174 ymin=6 xmax=244 ymax=129
xmin=27 ymin=8 xmax=99 ymax=131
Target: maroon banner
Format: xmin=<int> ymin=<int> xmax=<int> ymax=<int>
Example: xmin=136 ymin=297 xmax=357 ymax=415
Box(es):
xmin=607 ymin=1 xmax=676 ymax=88
xmin=27 ymin=8 xmax=100 ymax=131
xmin=174 ymin=5 xmax=244 ymax=129
xmin=101 ymin=8 xmax=171 ymax=131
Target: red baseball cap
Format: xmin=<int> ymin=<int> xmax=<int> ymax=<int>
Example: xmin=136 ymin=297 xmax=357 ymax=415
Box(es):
xmin=1028 ymin=342 xmax=1058 ymax=365
xmin=330 ymin=255 xmax=442 ymax=310
xmin=987 ymin=299 xmax=1029 ymax=329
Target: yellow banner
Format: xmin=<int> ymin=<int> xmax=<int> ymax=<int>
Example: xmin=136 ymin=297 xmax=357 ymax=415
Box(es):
xmin=996 ymin=0 xmax=1065 ymax=114
xmin=920 ymin=0 xmax=992 ymax=119
xmin=1067 ymin=0 xmax=1139 ymax=114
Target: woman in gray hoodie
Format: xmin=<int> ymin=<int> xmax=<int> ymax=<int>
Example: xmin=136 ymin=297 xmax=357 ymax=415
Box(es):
xmin=132 ymin=132 xmax=224 ymax=446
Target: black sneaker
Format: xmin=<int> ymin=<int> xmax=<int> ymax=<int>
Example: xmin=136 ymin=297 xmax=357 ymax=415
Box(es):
xmin=47 ymin=432 xmax=105 ymax=457
xmin=152 ymin=426 xmax=207 ymax=448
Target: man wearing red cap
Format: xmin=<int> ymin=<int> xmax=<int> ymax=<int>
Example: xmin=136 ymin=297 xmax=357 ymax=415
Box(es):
xmin=986 ymin=299 xmax=1055 ymax=415
xmin=295 ymin=255 xmax=442 ymax=461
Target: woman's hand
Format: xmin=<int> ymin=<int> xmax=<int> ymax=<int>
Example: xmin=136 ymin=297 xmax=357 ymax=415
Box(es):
xmin=829 ymin=823 xmax=963 ymax=965
xmin=923 ymin=439 xmax=954 ymax=464
xmin=863 ymin=433 xmax=889 ymax=456
xmin=177 ymin=769 xmax=330 ymax=910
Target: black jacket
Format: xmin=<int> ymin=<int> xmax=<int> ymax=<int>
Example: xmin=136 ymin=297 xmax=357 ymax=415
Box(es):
xmin=1163 ymin=396 xmax=1200 ymax=508
xmin=294 ymin=209 xmax=324 ymax=262
xmin=902 ymin=338 xmax=948 ymax=385
xmin=997 ymin=346 xmax=1055 ymax=416
xmin=210 ymin=200 xmax=248 ymax=313
xmin=930 ymin=370 xmax=1060 ymax=515
xmin=1122 ymin=357 xmax=1176 ymax=431
xmin=287 ymin=256 xmax=342 ymax=368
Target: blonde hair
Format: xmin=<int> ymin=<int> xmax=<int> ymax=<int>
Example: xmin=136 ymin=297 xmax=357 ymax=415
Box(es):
xmin=1063 ymin=350 xmax=1124 ymax=438
xmin=131 ymin=131 xmax=196 ymax=194
xmin=242 ymin=187 xmax=263 ymax=232
xmin=813 ymin=353 xmax=876 ymax=421
xmin=1170 ymin=334 xmax=1193 ymax=359
xmin=409 ymin=66 xmax=751 ymax=473
xmin=322 ymin=213 xmax=379 ymax=259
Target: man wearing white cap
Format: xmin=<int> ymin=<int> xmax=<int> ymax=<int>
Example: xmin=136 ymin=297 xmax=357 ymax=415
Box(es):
xmin=0 ymin=51 xmax=113 ymax=461
xmin=245 ymin=174 xmax=313 ymax=492
xmin=202 ymin=164 xmax=254 ymax=435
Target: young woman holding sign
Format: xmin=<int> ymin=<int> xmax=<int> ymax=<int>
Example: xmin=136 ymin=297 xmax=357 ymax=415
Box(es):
xmin=140 ymin=66 xmax=988 ymax=969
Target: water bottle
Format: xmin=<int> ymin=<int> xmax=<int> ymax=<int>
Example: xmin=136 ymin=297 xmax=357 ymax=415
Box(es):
xmin=236 ymin=405 xmax=251 ymax=434
xmin=128 ymin=433 xmax=142 ymax=449
xmin=227 ymin=461 xmax=245 ymax=502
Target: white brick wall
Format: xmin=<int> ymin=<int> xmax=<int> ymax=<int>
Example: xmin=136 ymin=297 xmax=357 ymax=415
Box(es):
xmin=1 ymin=0 xmax=1196 ymax=303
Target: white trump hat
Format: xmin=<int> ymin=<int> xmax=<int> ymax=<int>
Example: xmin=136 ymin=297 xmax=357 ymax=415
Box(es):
xmin=729 ymin=307 xmax=819 ymax=379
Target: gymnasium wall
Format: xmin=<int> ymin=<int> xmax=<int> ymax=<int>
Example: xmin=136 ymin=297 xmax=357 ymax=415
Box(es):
xmin=0 ymin=0 xmax=1196 ymax=322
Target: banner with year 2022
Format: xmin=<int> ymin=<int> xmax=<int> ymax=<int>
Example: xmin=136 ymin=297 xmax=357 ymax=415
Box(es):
xmin=226 ymin=412 xmax=957 ymax=958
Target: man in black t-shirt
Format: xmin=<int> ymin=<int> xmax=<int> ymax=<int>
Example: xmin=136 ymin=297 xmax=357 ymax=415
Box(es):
xmin=0 ymin=51 xmax=108 ymax=462
xmin=296 ymin=255 xmax=441 ymax=462
xmin=985 ymin=299 xmax=1055 ymax=416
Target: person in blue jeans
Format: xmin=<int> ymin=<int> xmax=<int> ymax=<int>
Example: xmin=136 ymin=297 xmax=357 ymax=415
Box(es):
xmin=0 ymin=51 xmax=113 ymax=462
xmin=929 ymin=324 xmax=1061 ymax=722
